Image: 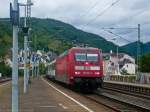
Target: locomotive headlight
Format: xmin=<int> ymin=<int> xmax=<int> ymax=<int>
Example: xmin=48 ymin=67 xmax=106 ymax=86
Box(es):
xmin=75 ymin=66 xmax=84 ymax=70
xmin=95 ymin=72 xmax=100 ymax=75
xmin=75 ymin=72 xmax=80 ymax=75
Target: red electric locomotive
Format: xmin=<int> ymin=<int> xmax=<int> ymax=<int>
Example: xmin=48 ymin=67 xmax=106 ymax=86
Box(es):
xmin=47 ymin=47 xmax=104 ymax=90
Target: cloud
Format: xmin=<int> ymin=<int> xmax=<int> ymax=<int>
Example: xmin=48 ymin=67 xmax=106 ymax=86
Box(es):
xmin=131 ymin=0 xmax=150 ymax=10
xmin=0 ymin=0 xmax=150 ymax=45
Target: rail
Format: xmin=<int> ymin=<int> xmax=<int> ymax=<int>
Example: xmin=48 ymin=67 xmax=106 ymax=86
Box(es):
xmin=0 ymin=78 xmax=11 ymax=84
xmin=103 ymin=81 xmax=150 ymax=98
xmin=94 ymin=89 xmax=150 ymax=112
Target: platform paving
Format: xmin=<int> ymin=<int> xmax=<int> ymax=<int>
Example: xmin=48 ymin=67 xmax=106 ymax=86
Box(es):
xmin=0 ymin=77 xmax=114 ymax=112
xmin=0 ymin=78 xmax=83 ymax=112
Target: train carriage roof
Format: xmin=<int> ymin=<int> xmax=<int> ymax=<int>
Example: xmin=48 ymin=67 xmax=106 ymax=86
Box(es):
xmin=57 ymin=47 xmax=102 ymax=59
xmin=70 ymin=47 xmax=101 ymax=52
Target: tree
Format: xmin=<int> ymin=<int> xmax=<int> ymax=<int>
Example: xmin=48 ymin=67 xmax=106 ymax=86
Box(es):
xmin=39 ymin=63 xmax=45 ymax=75
xmin=140 ymin=53 xmax=150 ymax=72
xmin=0 ymin=61 xmax=11 ymax=77
xmin=120 ymin=68 xmax=129 ymax=75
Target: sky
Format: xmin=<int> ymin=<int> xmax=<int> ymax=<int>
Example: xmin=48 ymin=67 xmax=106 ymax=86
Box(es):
xmin=0 ymin=0 xmax=150 ymax=46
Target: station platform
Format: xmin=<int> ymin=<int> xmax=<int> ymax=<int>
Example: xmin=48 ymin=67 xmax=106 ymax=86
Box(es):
xmin=0 ymin=77 xmax=112 ymax=112
xmin=104 ymin=80 xmax=150 ymax=89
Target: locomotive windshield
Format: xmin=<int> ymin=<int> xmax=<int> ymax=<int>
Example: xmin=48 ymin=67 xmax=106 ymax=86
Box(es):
xmin=87 ymin=54 xmax=98 ymax=61
xmin=75 ymin=53 xmax=98 ymax=62
xmin=75 ymin=53 xmax=86 ymax=61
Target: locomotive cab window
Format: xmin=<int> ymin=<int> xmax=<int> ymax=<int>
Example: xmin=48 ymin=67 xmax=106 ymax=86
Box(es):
xmin=87 ymin=54 xmax=98 ymax=62
xmin=75 ymin=53 xmax=86 ymax=61
xmin=75 ymin=53 xmax=98 ymax=62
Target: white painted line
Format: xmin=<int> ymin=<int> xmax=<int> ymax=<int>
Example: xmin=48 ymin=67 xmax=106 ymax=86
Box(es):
xmin=40 ymin=105 xmax=57 ymax=108
xmin=59 ymin=103 xmax=68 ymax=109
xmin=42 ymin=78 xmax=94 ymax=112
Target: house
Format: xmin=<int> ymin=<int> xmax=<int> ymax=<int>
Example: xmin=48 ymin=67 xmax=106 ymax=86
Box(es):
xmin=103 ymin=53 xmax=135 ymax=75
xmin=121 ymin=63 xmax=135 ymax=74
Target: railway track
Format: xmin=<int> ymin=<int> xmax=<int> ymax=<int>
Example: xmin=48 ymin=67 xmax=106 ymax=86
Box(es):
xmin=84 ymin=89 xmax=150 ymax=112
xmin=103 ymin=81 xmax=150 ymax=97
xmin=84 ymin=94 xmax=140 ymax=112
xmin=82 ymin=82 xmax=150 ymax=112
xmin=102 ymin=86 xmax=150 ymax=100
xmin=0 ymin=78 xmax=11 ymax=84
xmin=90 ymin=89 xmax=150 ymax=112
xmin=45 ymin=77 xmax=150 ymax=112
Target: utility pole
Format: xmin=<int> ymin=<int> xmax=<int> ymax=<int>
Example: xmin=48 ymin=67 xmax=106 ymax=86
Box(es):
xmin=35 ymin=60 xmax=37 ymax=77
xmin=20 ymin=0 xmax=33 ymax=93
xmin=11 ymin=0 xmax=19 ymax=111
xmin=31 ymin=53 xmax=34 ymax=77
xmin=116 ymin=44 xmax=119 ymax=75
xmin=111 ymin=38 xmax=119 ymax=75
xmin=137 ymin=24 xmax=141 ymax=76
xmin=37 ymin=59 xmax=39 ymax=77
xmin=23 ymin=5 xmax=28 ymax=93
xmin=33 ymin=35 xmax=37 ymax=77
xmin=27 ymin=0 xmax=31 ymax=26
xmin=27 ymin=0 xmax=32 ymax=85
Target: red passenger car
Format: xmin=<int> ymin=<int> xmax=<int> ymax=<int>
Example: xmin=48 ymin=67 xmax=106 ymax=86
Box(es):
xmin=47 ymin=47 xmax=104 ymax=90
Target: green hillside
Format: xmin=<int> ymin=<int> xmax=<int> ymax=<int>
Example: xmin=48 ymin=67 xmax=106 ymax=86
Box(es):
xmin=0 ymin=19 xmax=12 ymax=57
xmin=0 ymin=18 xmax=117 ymax=55
xmin=144 ymin=42 xmax=150 ymax=54
xmin=121 ymin=41 xmax=150 ymax=57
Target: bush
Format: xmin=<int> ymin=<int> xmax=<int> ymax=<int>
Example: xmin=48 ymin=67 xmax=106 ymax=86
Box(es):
xmin=39 ymin=63 xmax=45 ymax=75
xmin=19 ymin=69 xmax=24 ymax=77
xmin=109 ymin=75 xmax=136 ymax=83
xmin=120 ymin=68 xmax=131 ymax=75
xmin=0 ymin=61 xmax=11 ymax=77
xmin=140 ymin=53 xmax=150 ymax=72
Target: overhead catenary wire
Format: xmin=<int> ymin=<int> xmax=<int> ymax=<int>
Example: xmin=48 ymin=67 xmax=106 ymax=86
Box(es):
xmin=127 ymin=7 xmax=150 ymax=22
xmin=102 ymin=27 xmax=137 ymax=29
xmin=50 ymin=0 xmax=122 ymax=42
xmin=36 ymin=0 xmax=122 ymax=46
xmin=141 ymin=21 xmax=150 ymax=25
xmin=0 ymin=19 xmax=10 ymax=22
xmin=102 ymin=29 xmax=131 ymax=43
xmin=111 ymin=4 xmax=150 ymax=28
xmin=79 ymin=0 xmax=100 ymax=19
xmin=49 ymin=0 xmax=100 ymax=35
xmin=83 ymin=0 xmax=121 ymax=27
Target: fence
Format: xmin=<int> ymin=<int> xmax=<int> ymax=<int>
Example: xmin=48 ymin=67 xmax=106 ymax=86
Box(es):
xmin=104 ymin=73 xmax=150 ymax=84
xmin=139 ymin=73 xmax=150 ymax=84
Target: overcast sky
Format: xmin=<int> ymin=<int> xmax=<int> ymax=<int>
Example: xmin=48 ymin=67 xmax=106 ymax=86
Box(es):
xmin=0 ymin=0 xmax=150 ymax=46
